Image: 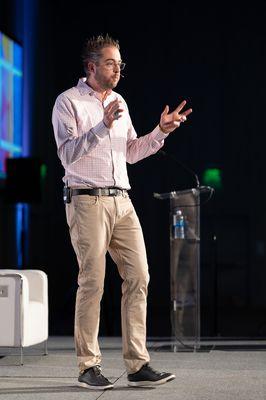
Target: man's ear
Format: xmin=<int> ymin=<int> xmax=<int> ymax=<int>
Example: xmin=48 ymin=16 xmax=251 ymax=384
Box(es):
xmin=87 ymin=62 xmax=96 ymax=74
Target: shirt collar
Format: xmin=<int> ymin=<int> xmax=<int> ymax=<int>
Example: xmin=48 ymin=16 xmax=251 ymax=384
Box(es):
xmin=77 ymin=78 xmax=114 ymax=101
xmin=77 ymin=78 xmax=95 ymax=96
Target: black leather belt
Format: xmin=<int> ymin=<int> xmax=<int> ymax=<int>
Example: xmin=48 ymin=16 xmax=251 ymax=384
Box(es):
xmin=71 ymin=188 xmax=128 ymax=197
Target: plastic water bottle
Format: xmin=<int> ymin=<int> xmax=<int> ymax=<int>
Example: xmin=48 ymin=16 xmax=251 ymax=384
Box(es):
xmin=173 ymin=210 xmax=185 ymax=239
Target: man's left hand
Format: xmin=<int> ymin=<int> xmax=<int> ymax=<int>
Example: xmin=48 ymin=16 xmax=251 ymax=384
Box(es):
xmin=159 ymin=100 xmax=192 ymax=134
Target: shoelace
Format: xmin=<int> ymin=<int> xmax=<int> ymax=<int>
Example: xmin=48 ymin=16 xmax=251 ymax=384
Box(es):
xmin=144 ymin=364 xmax=162 ymax=376
xmin=92 ymin=365 xmax=102 ymax=376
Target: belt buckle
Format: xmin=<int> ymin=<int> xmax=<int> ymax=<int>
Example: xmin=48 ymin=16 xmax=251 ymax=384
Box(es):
xmin=109 ymin=188 xmax=117 ymax=196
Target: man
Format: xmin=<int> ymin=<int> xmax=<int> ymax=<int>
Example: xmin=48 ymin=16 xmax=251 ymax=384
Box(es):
xmin=52 ymin=34 xmax=192 ymax=390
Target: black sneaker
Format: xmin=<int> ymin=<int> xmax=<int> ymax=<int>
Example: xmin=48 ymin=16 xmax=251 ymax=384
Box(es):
xmin=78 ymin=365 xmax=114 ymax=390
xmin=128 ymin=363 xmax=176 ymax=387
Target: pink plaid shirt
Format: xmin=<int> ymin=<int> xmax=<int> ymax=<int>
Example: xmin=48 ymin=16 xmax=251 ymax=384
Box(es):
xmin=52 ymin=78 xmax=168 ymax=189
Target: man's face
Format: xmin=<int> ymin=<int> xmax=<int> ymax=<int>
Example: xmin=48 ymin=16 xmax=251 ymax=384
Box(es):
xmin=93 ymin=46 xmax=122 ymax=90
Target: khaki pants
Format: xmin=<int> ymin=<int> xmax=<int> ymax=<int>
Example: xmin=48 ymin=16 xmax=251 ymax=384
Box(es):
xmin=65 ymin=193 xmax=150 ymax=374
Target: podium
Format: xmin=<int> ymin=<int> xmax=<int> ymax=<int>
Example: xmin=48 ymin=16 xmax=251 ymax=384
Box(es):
xmin=154 ymin=187 xmax=210 ymax=351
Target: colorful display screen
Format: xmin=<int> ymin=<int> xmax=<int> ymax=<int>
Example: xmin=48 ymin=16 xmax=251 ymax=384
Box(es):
xmin=0 ymin=32 xmax=23 ymax=178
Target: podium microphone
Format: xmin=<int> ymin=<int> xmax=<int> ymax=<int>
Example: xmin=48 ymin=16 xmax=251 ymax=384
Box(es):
xmin=158 ymin=150 xmax=200 ymax=188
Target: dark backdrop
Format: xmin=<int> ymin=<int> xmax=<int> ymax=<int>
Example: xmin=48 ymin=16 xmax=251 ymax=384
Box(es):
xmin=1 ymin=0 xmax=266 ymax=338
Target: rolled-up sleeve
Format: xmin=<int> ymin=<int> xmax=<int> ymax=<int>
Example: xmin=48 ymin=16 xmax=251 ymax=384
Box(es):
xmin=52 ymin=94 xmax=108 ymax=166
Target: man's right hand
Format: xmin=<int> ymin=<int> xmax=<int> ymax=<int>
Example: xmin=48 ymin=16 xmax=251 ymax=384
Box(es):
xmin=103 ymin=99 xmax=124 ymax=129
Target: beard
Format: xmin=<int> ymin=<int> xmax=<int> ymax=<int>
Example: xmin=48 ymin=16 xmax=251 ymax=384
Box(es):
xmin=95 ymin=70 xmax=120 ymax=90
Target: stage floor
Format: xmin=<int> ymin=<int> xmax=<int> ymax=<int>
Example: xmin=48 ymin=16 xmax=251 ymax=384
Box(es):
xmin=0 ymin=337 xmax=266 ymax=399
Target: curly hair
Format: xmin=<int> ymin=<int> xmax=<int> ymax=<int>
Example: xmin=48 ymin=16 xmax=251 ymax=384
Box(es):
xmin=82 ymin=34 xmax=120 ymax=75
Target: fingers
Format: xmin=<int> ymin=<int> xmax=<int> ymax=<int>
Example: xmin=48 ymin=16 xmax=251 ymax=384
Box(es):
xmin=172 ymin=103 xmax=192 ymax=123
xmin=105 ymin=99 xmax=122 ymax=114
xmin=161 ymin=105 xmax=169 ymax=116
xmin=105 ymin=100 xmax=123 ymax=117
xmin=181 ymin=108 xmax=193 ymax=117
xmin=160 ymin=100 xmax=192 ymax=134
xmin=178 ymin=109 xmax=192 ymax=123
xmin=103 ymin=99 xmax=124 ymax=128
xmin=165 ymin=101 xmax=192 ymax=120
xmin=175 ymin=100 xmax=187 ymax=113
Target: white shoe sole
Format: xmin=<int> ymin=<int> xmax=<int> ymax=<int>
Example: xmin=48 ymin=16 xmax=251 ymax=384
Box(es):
xmin=78 ymin=381 xmax=114 ymax=390
xmin=128 ymin=374 xmax=176 ymax=387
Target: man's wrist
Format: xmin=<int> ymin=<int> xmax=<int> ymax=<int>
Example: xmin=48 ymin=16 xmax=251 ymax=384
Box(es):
xmin=103 ymin=118 xmax=109 ymax=129
xmin=159 ymin=124 xmax=169 ymax=134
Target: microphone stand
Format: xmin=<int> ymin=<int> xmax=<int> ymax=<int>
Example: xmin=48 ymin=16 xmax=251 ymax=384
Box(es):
xmin=158 ymin=150 xmax=200 ymax=188
xmin=158 ymin=150 xmax=214 ymax=201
